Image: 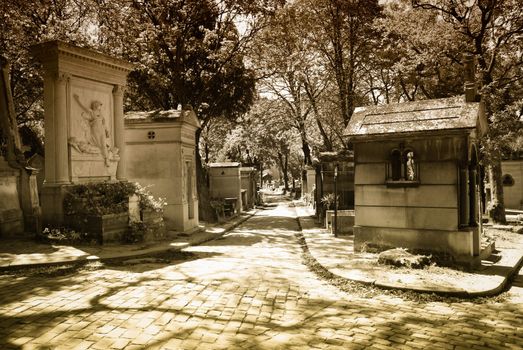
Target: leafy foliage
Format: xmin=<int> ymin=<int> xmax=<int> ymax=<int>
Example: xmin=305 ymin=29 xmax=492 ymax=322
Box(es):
xmin=64 ymin=182 xmax=136 ymax=216
xmin=94 ymin=0 xmax=260 ymax=125
xmin=320 ymin=193 xmax=339 ymax=210
xmin=302 ymin=0 xmax=384 ymax=126
xmin=40 ymin=227 xmax=98 ymax=245
xmin=0 ymin=0 xmax=98 ymax=154
xmin=63 ymin=181 xmax=166 ymax=216
xmin=374 ymin=0 xmax=465 ymax=102
xmin=132 ymin=182 xmax=168 ymax=213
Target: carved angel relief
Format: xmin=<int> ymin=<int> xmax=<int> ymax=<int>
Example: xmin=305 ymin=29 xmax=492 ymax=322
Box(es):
xmin=69 ymin=94 xmax=119 ymax=167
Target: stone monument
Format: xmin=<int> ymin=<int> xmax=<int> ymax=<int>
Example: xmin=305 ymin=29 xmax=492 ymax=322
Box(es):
xmin=32 ymin=41 xmax=133 ymax=226
xmin=124 ymin=109 xmax=200 ymax=232
xmin=344 ymin=76 xmax=490 ymax=267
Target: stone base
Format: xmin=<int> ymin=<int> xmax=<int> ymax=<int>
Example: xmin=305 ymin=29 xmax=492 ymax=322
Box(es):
xmin=326 ymin=210 xmax=354 ymax=234
xmin=164 ymin=201 xmax=199 ymax=232
xmin=0 ymin=208 xmax=24 ymax=237
xmin=354 ymin=225 xmax=481 ymax=266
xmin=41 ymin=184 xmax=72 ymax=228
xmin=65 ymin=213 xmax=128 ymax=243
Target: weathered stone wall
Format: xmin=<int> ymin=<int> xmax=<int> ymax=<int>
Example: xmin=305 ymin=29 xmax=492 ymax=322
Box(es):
xmin=353 ymin=135 xmax=477 ymax=258
xmin=125 ymin=112 xmax=199 ymax=232
xmin=240 ymin=167 xmax=256 ymax=210
xmin=0 ymin=157 xmax=23 ymax=236
xmin=209 ymin=164 xmax=242 ymax=212
xmin=502 ymin=160 xmax=523 ymax=209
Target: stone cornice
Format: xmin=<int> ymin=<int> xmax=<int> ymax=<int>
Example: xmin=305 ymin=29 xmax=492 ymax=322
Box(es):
xmin=31 ymin=40 xmax=134 ymax=73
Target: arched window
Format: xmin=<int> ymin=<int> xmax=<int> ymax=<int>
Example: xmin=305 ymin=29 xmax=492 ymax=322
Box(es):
xmin=390 ymin=149 xmax=402 ymax=181
xmin=386 ymin=145 xmax=419 ymax=187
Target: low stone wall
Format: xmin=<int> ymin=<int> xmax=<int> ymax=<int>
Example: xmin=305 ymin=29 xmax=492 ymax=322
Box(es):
xmin=325 ymin=209 xmax=354 ymax=234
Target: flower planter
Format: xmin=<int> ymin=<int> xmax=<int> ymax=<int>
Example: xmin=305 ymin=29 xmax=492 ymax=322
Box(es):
xmin=65 ymin=212 xmax=129 ymax=244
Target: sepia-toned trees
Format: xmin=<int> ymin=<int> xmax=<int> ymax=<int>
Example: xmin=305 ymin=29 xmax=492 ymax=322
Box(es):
xmin=2 ymin=0 xmax=521 ymax=221
xmin=408 ymin=0 xmax=523 ymax=222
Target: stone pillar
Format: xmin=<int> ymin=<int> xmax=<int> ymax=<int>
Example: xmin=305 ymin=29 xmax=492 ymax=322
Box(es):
xmin=54 ymin=72 xmax=71 ymax=184
xmin=459 ymin=167 xmax=469 ymax=226
xmin=469 ymin=166 xmax=478 ymax=226
xmin=113 ymin=85 xmax=126 ymax=181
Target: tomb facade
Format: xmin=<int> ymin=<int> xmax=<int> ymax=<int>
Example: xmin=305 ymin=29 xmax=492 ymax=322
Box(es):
xmin=124 ymin=109 xmax=200 ymax=232
xmin=344 ymin=94 xmax=488 ymax=265
xmin=32 ymin=41 xmax=133 ymax=226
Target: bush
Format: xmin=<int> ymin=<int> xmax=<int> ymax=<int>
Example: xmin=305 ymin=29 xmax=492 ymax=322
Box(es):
xmin=64 ymin=182 xmax=167 ymax=216
xmin=124 ymin=221 xmax=146 ymax=243
xmin=64 ymin=182 xmax=135 ymax=216
xmin=132 ymin=182 xmax=167 ymax=212
xmin=62 ymin=181 xmax=167 ymax=244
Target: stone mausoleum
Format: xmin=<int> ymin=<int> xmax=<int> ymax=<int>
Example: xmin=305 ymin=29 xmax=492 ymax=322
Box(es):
xmin=240 ymin=167 xmax=257 ymax=210
xmin=501 ymin=151 xmax=523 ymax=210
xmin=345 ymin=88 xmax=489 ymax=265
xmin=32 ymin=40 xmax=133 ymax=227
xmin=209 ymin=162 xmax=242 ymax=214
xmin=124 ymin=109 xmax=200 ymax=232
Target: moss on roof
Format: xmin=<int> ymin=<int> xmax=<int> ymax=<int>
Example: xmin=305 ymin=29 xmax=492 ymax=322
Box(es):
xmin=345 ymin=96 xmax=481 ymax=139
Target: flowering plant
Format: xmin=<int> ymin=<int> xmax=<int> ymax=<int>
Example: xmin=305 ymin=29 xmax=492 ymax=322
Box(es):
xmin=41 ymin=227 xmax=97 ymax=244
xmin=132 ymin=182 xmax=167 ymax=212
xmin=320 ymin=193 xmax=339 ymax=210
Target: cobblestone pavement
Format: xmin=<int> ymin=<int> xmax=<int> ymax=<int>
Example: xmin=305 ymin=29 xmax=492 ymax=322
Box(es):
xmin=1 ymin=199 xmax=522 ymax=350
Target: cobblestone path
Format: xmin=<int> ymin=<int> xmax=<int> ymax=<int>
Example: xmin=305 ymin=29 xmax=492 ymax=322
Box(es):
xmin=0 ymin=199 xmax=522 ymax=350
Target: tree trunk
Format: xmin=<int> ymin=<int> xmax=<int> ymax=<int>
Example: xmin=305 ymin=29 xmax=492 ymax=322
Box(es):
xmin=487 ymin=162 xmax=506 ymax=224
xmin=277 ymin=152 xmax=285 ymax=194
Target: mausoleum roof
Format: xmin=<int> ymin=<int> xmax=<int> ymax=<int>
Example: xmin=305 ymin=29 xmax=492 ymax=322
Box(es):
xmin=125 ymin=109 xmax=200 ymax=128
xmin=209 ymin=162 xmax=241 ymax=168
xmin=344 ymin=96 xmax=483 ymax=140
xmin=318 ymin=150 xmax=354 ymax=162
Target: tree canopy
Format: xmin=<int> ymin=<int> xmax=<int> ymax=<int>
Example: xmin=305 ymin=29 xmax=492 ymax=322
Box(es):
xmin=1 ymin=0 xmax=522 ymax=220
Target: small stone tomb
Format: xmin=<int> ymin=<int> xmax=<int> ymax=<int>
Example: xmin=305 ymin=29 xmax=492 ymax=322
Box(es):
xmin=344 ymin=94 xmax=489 ymax=266
xmin=124 ymin=109 xmax=200 ymax=232
xmin=209 ymin=163 xmax=242 ymax=215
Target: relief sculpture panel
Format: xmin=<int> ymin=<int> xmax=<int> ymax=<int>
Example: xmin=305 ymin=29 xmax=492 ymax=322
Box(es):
xmin=68 ymin=78 xmax=119 ymax=181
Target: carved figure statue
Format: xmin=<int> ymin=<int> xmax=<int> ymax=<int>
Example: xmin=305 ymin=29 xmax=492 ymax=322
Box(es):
xmin=406 ymin=151 xmax=415 ymax=180
xmin=72 ymin=94 xmax=110 ymax=166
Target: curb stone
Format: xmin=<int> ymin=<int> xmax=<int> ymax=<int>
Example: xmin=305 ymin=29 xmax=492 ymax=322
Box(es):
xmin=0 ymin=210 xmax=257 ymax=272
xmin=292 ymin=201 xmax=523 ymax=298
